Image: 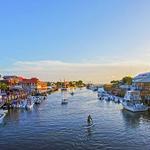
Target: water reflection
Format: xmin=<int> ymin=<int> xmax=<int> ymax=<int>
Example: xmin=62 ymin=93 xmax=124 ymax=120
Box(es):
xmin=121 ymin=109 xmax=150 ymax=128
xmin=0 ymin=89 xmax=150 ymax=150
xmin=86 ymin=128 xmax=92 ymax=136
xmin=5 ymin=109 xmax=20 ymax=122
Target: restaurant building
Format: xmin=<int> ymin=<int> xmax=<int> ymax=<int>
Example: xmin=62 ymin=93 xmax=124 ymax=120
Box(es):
xmin=21 ymin=77 xmax=47 ymax=93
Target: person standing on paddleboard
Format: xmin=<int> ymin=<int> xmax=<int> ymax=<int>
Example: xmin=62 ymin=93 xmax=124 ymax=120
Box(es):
xmin=87 ymin=115 xmax=93 ymax=125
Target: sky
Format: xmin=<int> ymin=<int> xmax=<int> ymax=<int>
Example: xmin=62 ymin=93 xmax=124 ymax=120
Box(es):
xmin=0 ymin=0 xmax=150 ymax=83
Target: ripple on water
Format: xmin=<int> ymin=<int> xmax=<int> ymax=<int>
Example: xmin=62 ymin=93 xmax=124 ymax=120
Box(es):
xmin=0 ymin=88 xmax=150 ymax=150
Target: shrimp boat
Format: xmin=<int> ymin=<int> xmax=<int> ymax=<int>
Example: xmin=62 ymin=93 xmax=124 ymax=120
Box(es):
xmin=122 ymin=90 xmax=148 ymax=112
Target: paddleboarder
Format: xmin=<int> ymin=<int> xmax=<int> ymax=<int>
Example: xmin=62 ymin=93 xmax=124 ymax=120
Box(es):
xmin=87 ymin=115 xmax=93 ymax=125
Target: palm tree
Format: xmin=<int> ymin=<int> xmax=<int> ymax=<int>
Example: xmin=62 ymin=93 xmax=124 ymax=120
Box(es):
xmin=0 ymin=82 xmax=8 ymax=91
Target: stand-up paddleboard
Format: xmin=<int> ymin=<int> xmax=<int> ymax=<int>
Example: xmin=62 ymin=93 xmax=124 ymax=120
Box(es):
xmin=84 ymin=123 xmax=95 ymax=129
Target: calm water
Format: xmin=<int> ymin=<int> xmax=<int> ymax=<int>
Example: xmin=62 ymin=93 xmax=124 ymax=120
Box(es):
xmin=1 ymin=88 xmax=150 ymax=150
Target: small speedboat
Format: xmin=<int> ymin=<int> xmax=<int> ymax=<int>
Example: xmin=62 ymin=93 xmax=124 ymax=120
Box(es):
xmin=61 ymin=98 xmax=68 ymax=105
xmin=70 ymin=92 xmax=74 ymax=96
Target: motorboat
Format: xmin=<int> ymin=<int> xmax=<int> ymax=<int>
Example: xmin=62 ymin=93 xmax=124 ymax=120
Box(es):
xmin=114 ymin=97 xmax=120 ymax=103
xmin=34 ymin=97 xmax=42 ymax=104
xmin=20 ymin=100 xmax=27 ymax=109
xmin=61 ymin=87 xmax=68 ymax=92
xmin=97 ymin=88 xmax=108 ymax=100
xmin=122 ymin=90 xmax=148 ymax=112
xmin=26 ymin=99 xmax=34 ymax=109
xmin=70 ymin=92 xmax=74 ymax=96
xmin=61 ymin=98 xmax=68 ymax=105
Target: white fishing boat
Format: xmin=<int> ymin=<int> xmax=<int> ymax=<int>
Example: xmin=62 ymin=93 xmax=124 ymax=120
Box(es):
xmin=26 ymin=99 xmax=34 ymax=109
xmin=97 ymin=88 xmax=107 ymax=100
xmin=122 ymin=90 xmax=148 ymax=112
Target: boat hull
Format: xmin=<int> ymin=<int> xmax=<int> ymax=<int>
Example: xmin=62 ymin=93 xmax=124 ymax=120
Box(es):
xmin=61 ymin=98 xmax=68 ymax=105
xmin=122 ymin=102 xmax=148 ymax=112
xmin=26 ymin=103 xmax=34 ymax=109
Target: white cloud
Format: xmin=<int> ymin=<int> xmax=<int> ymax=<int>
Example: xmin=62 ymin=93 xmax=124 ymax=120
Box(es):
xmin=2 ymin=58 xmax=150 ymax=83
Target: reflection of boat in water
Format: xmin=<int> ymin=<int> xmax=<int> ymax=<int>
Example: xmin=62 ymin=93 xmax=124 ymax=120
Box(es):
xmin=61 ymin=90 xmax=68 ymax=105
xmin=121 ymin=109 xmax=150 ymax=128
xmin=61 ymin=92 xmax=68 ymax=105
xmin=122 ymin=90 xmax=148 ymax=112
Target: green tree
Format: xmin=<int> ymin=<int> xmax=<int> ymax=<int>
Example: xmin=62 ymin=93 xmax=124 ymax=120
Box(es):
xmin=55 ymin=82 xmax=62 ymax=88
xmin=76 ymin=80 xmax=84 ymax=87
xmin=0 ymin=82 xmax=8 ymax=91
xmin=110 ymin=80 xmax=120 ymax=87
xmin=122 ymin=76 xmax=132 ymax=85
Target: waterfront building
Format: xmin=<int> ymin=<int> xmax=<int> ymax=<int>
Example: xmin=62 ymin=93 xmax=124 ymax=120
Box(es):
xmin=21 ymin=77 xmax=47 ymax=93
xmin=3 ymin=76 xmax=22 ymax=86
xmin=0 ymin=75 xmax=47 ymax=106
xmin=133 ymin=72 xmax=150 ymax=105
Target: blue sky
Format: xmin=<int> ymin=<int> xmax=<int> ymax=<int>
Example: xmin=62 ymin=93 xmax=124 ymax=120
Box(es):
xmin=0 ymin=0 xmax=150 ymax=82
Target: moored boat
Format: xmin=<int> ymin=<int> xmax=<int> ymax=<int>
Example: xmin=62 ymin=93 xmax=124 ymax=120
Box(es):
xmin=122 ymin=90 xmax=148 ymax=112
xmin=20 ymin=100 xmax=27 ymax=109
xmin=61 ymin=98 xmax=68 ymax=105
xmin=34 ymin=97 xmax=42 ymax=104
xmin=26 ymin=99 xmax=34 ymax=109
